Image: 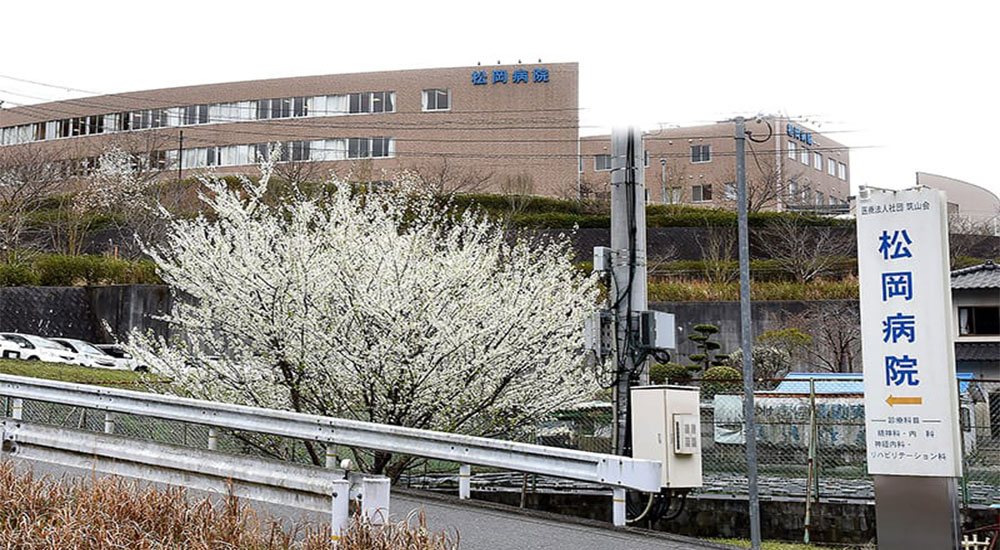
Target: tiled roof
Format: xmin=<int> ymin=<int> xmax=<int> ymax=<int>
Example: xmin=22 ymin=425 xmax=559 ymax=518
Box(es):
xmin=951 ymin=260 xmax=1000 ymax=289
xmin=955 ymin=342 xmax=1000 ymax=362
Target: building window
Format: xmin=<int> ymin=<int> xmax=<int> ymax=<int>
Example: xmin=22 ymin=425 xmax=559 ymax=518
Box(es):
xmin=813 ymin=152 xmax=822 ymax=170
xmin=690 ymin=144 xmax=711 ymax=163
xmin=669 ymin=186 xmax=681 ymax=204
xmin=800 ymin=147 xmax=809 ymax=165
xmin=959 ymin=306 xmax=1000 ymax=336
xmin=349 ymin=93 xmax=370 ymax=114
xmin=594 ymin=154 xmax=611 ymax=171
xmin=838 ymin=162 xmax=847 ymax=180
xmin=183 ymin=105 xmax=210 ymax=125
xmin=349 ymin=91 xmax=395 ymax=114
xmin=348 ymin=137 xmax=394 ymax=159
xmin=787 ymin=141 xmax=797 ymax=159
xmin=257 ymin=98 xmax=299 ymax=120
xmin=149 ymin=150 xmax=168 ymax=171
xmin=290 ymin=141 xmax=310 ymax=161
xmin=816 ymin=192 xmax=824 ymax=205
xmin=788 ymin=181 xmax=798 ymax=200
xmin=372 ymin=91 xmax=393 ymax=113
xmin=827 ymin=158 xmax=836 ymax=176
xmin=644 ymin=150 xmax=650 ymax=167
xmin=151 ymin=109 xmax=168 ymax=128
xmin=724 ymin=182 xmax=736 ymax=200
xmin=692 ymin=184 xmax=712 ymax=202
xmin=423 ymin=89 xmax=450 ymax=111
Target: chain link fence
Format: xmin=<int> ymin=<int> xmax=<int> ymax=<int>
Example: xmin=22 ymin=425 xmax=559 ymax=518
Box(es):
xmin=521 ymin=376 xmax=1000 ymax=507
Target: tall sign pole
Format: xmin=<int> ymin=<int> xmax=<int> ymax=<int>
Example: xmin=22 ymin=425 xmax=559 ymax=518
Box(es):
xmin=610 ymin=126 xmax=647 ymax=456
xmin=857 ymin=187 xmax=962 ymax=549
xmin=734 ymin=117 xmax=762 ymax=550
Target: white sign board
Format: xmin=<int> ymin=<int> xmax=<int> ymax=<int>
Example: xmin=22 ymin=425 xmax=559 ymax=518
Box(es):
xmin=857 ymin=187 xmax=962 ymax=477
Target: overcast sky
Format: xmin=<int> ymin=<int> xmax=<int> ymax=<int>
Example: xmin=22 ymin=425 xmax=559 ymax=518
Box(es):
xmin=3 ymin=1 xmax=997 ymax=198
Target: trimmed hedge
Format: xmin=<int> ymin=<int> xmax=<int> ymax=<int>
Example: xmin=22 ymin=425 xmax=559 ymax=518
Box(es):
xmin=649 ymin=278 xmax=859 ymax=301
xmin=655 ymin=257 xmax=857 ymax=282
xmin=1 ymin=255 xmax=161 ymax=287
xmin=0 ymin=264 xmax=41 ymax=286
xmin=450 ymin=194 xmax=853 ymax=229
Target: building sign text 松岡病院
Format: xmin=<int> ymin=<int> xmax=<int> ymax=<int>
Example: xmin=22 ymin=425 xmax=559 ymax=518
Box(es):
xmin=787 ymin=124 xmax=814 ymax=146
xmin=472 ymin=68 xmax=549 ymax=86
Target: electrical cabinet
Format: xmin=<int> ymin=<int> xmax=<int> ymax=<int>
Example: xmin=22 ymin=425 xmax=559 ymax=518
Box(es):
xmin=630 ymin=385 xmax=702 ymax=489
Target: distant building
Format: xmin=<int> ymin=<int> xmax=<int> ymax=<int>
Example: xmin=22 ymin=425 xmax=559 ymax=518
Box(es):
xmin=579 ymin=117 xmax=851 ymax=212
xmin=0 ymin=63 xmax=580 ymax=196
xmin=951 ymin=260 xmax=1000 ymax=379
xmin=916 ymin=172 xmax=1000 ymax=236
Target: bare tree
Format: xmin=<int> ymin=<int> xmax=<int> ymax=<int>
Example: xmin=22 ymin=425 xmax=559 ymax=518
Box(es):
xmin=784 ymin=302 xmax=861 ymax=373
xmin=0 ymin=145 xmax=65 ymax=264
xmin=756 ymin=215 xmax=854 ymax=282
xmin=272 ymin=155 xmax=325 ymax=188
xmin=948 ymin=213 xmax=999 ymax=267
xmin=408 ymin=156 xmax=494 ymax=196
xmin=695 ymin=226 xmax=738 ymax=283
xmin=719 ymin=149 xmax=803 ymax=213
xmin=96 ymin=133 xmax=189 ymax=257
xmin=498 ymin=172 xmax=536 ymax=222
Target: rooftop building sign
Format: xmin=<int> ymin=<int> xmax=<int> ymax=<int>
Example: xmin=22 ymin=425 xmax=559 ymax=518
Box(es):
xmin=471 ymin=68 xmax=550 ymax=85
xmin=786 ymin=124 xmax=814 ymax=146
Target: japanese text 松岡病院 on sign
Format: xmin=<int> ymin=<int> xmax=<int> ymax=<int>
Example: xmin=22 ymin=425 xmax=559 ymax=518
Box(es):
xmin=857 ymin=187 xmax=962 ymax=477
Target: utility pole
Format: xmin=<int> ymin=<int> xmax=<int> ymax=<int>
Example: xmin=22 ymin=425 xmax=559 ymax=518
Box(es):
xmin=660 ymin=158 xmax=667 ymax=204
xmin=609 ymin=126 xmax=648 ymax=456
xmin=735 ymin=117 xmax=762 ymax=550
xmin=177 ymin=130 xmax=184 ymax=182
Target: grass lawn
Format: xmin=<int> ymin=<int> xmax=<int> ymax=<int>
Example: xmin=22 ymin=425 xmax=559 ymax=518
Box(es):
xmin=710 ymin=540 xmax=862 ymax=550
xmin=0 ymin=359 xmax=163 ymax=385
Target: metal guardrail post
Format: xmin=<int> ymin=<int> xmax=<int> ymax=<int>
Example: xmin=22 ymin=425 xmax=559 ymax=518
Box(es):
xmin=207 ymin=427 xmax=218 ymax=451
xmin=104 ymin=412 xmax=115 ymax=434
xmin=11 ymin=398 xmax=22 ymax=420
xmin=330 ymin=479 xmax=350 ymax=546
xmin=361 ymin=477 xmax=390 ymax=525
xmin=459 ymin=463 xmax=471 ymax=499
xmin=612 ymin=487 xmax=626 ymax=527
xmin=326 ymin=443 xmax=337 ymax=468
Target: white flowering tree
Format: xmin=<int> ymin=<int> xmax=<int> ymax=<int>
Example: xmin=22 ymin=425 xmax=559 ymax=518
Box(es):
xmin=129 ymin=162 xmax=600 ymax=474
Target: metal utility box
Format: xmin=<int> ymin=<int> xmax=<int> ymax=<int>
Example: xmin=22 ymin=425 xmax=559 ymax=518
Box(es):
xmin=638 ymin=311 xmax=676 ymax=350
xmin=630 ymin=385 xmax=702 ymax=489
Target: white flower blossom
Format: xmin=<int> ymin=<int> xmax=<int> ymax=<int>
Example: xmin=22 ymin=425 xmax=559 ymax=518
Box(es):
xmin=128 ymin=163 xmax=601 ymax=460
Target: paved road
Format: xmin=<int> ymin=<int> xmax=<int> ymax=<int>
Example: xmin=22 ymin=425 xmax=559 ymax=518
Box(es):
xmin=391 ymin=489 xmax=732 ymax=550
xmin=5 ymin=455 xmax=732 ymax=550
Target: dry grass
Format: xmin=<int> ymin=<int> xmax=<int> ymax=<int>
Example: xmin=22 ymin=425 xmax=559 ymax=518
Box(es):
xmin=0 ymin=462 xmax=456 ymax=549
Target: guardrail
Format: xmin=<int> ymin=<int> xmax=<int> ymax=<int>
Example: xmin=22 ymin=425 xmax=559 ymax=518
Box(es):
xmin=0 ymin=373 xmax=662 ymax=527
xmin=1 ymin=419 xmax=389 ymax=542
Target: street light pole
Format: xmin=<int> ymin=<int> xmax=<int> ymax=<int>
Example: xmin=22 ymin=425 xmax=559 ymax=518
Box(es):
xmin=735 ymin=116 xmax=761 ymax=550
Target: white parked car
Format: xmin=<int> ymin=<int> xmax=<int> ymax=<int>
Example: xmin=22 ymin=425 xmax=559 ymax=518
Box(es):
xmin=0 ymin=333 xmax=77 ymax=364
xmin=51 ymin=338 xmax=122 ymax=370
xmin=0 ymin=338 xmax=24 ymax=360
xmin=93 ymin=344 xmax=149 ymax=372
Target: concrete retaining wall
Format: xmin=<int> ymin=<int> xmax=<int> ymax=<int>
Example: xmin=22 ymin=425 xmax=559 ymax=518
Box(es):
xmin=0 ymin=285 xmax=171 ymax=343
